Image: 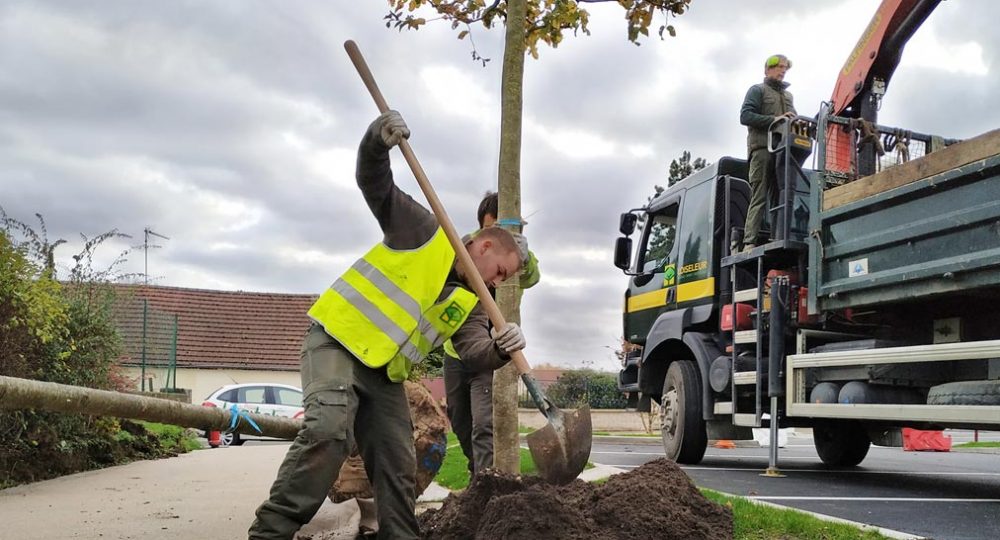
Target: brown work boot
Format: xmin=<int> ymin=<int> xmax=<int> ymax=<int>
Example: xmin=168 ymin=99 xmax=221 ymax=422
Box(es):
xmin=741 ymin=243 xmax=756 ymax=254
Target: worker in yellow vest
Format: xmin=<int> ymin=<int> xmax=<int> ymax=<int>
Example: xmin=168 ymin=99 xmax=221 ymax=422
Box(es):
xmin=249 ymin=111 xmax=529 ymax=540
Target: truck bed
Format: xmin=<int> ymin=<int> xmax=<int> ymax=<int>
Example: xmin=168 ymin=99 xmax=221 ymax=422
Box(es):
xmin=810 ymin=130 xmax=1000 ymax=311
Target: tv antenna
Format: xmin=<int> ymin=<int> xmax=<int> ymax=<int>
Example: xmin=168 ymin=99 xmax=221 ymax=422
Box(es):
xmin=143 ymin=227 xmax=170 ymax=285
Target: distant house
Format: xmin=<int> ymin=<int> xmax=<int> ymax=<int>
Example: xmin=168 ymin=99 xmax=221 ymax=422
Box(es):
xmin=529 ymin=368 xmax=566 ymax=389
xmin=112 ymin=284 xmax=316 ymax=403
xmin=109 ymin=283 xmax=559 ymax=407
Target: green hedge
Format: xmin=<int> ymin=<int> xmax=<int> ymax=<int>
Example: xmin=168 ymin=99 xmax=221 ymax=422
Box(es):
xmin=520 ymin=369 xmax=627 ymax=409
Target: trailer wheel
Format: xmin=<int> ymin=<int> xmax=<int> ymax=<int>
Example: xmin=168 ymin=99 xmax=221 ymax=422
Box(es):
xmin=813 ymin=420 xmax=870 ymax=467
xmin=660 ymin=360 xmax=708 ymax=464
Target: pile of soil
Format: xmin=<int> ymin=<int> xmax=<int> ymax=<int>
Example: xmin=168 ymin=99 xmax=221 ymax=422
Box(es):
xmin=419 ymin=458 xmax=732 ymax=540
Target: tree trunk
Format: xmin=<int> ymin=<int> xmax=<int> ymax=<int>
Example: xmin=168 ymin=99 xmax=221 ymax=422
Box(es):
xmin=0 ymin=375 xmax=300 ymax=438
xmin=493 ymin=0 xmax=527 ymax=475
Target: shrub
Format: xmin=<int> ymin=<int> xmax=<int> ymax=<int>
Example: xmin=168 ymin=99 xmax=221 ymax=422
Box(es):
xmin=0 ymin=211 xmax=184 ymax=488
xmin=544 ymin=369 xmax=628 ymax=410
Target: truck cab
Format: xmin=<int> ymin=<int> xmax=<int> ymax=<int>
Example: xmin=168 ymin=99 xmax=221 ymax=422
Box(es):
xmin=615 ymin=152 xmax=813 ymax=463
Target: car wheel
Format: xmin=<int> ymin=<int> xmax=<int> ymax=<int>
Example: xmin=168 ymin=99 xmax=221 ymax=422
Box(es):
xmin=219 ymin=431 xmax=243 ymax=448
xmin=814 ymin=420 xmax=870 ymax=467
xmin=660 ymin=360 xmax=708 ymax=464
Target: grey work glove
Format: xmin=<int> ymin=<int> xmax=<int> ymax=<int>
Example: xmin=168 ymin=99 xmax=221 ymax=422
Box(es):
xmin=491 ymin=323 xmax=526 ymax=354
xmin=370 ymin=110 xmax=410 ymax=148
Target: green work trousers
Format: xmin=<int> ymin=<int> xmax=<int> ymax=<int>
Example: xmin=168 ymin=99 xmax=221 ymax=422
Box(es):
xmin=443 ymin=354 xmax=494 ymax=475
xmin=248 ymin=324 xmax=419 ymax=540
xmin=743 ymin=147 xmax=776 ymax=246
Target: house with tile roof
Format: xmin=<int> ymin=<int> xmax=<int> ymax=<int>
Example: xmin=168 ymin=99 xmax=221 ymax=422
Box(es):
xmin=112 ymin=284 xmax=316 ymax=403
xmin=109 ymin=284 xmax=562 ymax=407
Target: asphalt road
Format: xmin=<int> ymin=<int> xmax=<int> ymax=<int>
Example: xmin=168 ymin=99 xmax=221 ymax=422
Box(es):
xmin=592 ymin=430 xmax=1000 ymax=540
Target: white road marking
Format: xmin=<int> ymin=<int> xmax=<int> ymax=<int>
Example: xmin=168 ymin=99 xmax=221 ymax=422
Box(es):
xmin=678 ymin=467 xmax=1000 ymax=476
xmin=591 ymin=451 xmax=818 ymax=459
xmin=589 ymin=451 xmax=664 ymax=456
xmin=749 ymin=496 xmax=1000 ymax=503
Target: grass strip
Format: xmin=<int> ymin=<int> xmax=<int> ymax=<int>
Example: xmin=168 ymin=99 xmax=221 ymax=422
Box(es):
xmin=954 ymin=441 xmax=1000 ymax=448
xmin=435 ymin=432 xmax=536 ymax=490
xmin=700 ymin=489 xmax=892 ymax=540
xmin=137 ymin=421 xmax=203 ymax=453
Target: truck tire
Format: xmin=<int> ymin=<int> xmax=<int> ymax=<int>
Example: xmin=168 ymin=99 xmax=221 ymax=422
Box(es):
xmin=926 ymin=380 xmax=1000 ymax=405
xmin=660 ymin=360 xmax=708 ymax=464
xmin=813 ymin=420 xmax=870 ymax=467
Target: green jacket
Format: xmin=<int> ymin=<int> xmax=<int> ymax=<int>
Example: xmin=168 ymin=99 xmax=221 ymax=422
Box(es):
xmin=740 ymin=78 xmax=796 ymax=152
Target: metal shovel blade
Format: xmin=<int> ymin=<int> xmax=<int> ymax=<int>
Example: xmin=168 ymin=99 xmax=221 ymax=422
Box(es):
xmin=526 ymin=404 xmax=593 ymax=485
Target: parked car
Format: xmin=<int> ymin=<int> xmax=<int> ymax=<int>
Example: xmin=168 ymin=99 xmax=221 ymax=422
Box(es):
xmin=201 ymin=383 xmax=304 ymax=447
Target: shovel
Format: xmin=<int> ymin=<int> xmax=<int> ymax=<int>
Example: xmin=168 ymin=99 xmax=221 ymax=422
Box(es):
xmin=344 ymin=40 xmax=591 ymax=485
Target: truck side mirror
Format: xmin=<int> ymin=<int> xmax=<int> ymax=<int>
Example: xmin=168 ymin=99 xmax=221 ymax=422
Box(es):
xmin=619 ymin=213 xmax=638 ymax=236
xmin=614 ymin=237 xmax=633 ymax=271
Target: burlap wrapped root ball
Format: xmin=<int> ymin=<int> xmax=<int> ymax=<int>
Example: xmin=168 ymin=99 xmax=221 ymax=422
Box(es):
xmin=329 ymin=380 xmax=449 ymax=502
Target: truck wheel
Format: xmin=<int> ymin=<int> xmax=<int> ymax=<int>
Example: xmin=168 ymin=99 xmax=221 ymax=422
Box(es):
xmin=813 ymin=420 xmax=870 ymax=467
xmin=660 ymin=360 xmax=708 ymax=464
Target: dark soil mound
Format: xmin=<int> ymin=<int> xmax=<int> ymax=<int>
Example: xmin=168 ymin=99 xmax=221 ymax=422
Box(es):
xmin=0 ymin=416 xmax=175 ymax=488
xmin=420 ymin=458 xmax=732 ymax=540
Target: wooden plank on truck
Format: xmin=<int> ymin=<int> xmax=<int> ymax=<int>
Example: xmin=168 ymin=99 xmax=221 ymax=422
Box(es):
xmin=823 ymin=128 xmax=1000 ymax=210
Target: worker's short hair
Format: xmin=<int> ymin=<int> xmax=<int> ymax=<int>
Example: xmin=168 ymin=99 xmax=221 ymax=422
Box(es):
xmin=477 ymin=191 xmax=498 ymax=228
xmin=765 ymin=54 xmax=792 ymax=69
xmin=476 ymin=226 xmax=527 ymax=269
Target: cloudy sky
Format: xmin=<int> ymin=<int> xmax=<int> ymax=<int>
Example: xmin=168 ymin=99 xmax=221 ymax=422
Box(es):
xmin=2 ymin=0 xmax=997 ymax=372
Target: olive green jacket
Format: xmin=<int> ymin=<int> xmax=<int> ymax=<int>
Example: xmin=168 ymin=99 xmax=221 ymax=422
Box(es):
xmin=740 ymin=78 xmax=796 ymax=153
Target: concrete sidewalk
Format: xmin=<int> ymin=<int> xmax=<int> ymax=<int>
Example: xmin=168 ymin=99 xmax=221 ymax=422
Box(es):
xmin=0 ymin=442 xmax=626 ymax=540
xmin=0 ymin=444 xmax=360 ymax=540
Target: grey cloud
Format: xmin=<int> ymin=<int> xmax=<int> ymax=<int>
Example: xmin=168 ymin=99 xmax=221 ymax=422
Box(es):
xmin=3 ymin=0 xmax=998 ymax=372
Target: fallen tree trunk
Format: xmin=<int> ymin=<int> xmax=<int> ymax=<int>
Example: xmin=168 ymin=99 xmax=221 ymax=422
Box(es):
xmin=0 ymin=375 xmax=301 ymax=438
xmin=0 ymin=375 xmax=447 ymax=498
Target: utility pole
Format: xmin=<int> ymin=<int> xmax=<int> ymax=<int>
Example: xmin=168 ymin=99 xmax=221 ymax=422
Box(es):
xmin=143 ymin=227 xmax=170 ymax=286
xmin=141 ymin=227 xmax=169 ymax=392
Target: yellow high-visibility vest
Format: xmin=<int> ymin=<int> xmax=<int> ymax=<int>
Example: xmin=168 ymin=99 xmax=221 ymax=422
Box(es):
xmin=308 ymin=228 xmax=479 ymax=382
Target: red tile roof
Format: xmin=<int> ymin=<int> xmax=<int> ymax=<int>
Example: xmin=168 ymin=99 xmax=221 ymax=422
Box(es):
xmin=112 ymin=284 xmax=317 ymax=371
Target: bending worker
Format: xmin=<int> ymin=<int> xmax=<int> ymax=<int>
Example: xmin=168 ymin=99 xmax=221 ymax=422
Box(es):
xmin=443 ymin=191 xmax=540 ymax=478
xmin=249 ymin=110 xmax=529 ymax=540
xmin=740 ymin=53 xmax=797 ymax=252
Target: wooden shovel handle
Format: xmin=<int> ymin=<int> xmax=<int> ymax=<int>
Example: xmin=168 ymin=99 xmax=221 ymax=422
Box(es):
xmin=344 ymin=40 xmax=533 ymax=376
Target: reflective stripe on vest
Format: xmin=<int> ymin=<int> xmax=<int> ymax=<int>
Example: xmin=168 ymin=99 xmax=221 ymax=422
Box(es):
xmin=307 ymin=228 xmax=479 ymax=382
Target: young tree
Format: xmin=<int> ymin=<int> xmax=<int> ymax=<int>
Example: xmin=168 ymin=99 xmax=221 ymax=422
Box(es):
xmin=668 ymin=150 xmax=708 ymax=187
xmin=637 ymin=150 xmax=707 ymax=236
xmin=385 ymin=0 xmax=692 ymax=474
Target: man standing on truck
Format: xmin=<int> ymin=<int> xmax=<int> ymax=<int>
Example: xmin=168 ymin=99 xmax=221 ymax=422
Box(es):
xmin=740 ymin=53 xmax=797 ymax=252
xmin=443 ymin=191 xmax=540 ymax=479
xmin=248 ymin=110 xmax=530 ymax=540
